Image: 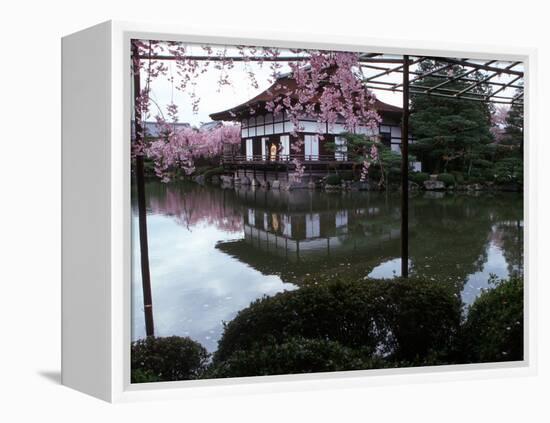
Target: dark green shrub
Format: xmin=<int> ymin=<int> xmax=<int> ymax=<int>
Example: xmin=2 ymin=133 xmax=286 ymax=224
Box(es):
xmin=481 ymin=168 xmax=496 ymax=182
xmin=213 ymin=278 xmax=461 ymax=365
xmin=472 ymin=159 xmax=494 ymax=169
xmin=465 ymin=175 xmax=484 ymax=184
xmin=493 ymin=158 xmax=523 ymax=185
xmin=325 ymin=174 xmax=342 ymax=185
xmin=131 ymin=336 xmax=209 ymax=383
xmin=437 ymin=173 xmax=456 ymax=187
xmin=208 ymin=337 xmax=386 ymax=378
xmin=409 ymin=172 xmax=429 ymax=185
xmin=339 ymin=170 xmax=355 ymax=181
xmin=131 ymin=368 xmax=161 ymax=383
xmin=462 ymin=277 xmax=523 ymax=363
xmin=450 ymin=171 xmax=465 ymax=184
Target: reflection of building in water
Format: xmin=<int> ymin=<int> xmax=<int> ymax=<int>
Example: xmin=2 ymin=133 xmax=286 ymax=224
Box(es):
xmin=217 ymin=191 xmax=403 ymax=281
xmin=241 ymin=206 xmax=401 ymax=263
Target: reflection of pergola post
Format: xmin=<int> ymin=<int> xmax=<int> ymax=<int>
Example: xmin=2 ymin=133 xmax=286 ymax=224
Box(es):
xmin=132 ymin=43 xmax=155 ymax=337
xmin=401 ymin=55 xmax=410 ymax=278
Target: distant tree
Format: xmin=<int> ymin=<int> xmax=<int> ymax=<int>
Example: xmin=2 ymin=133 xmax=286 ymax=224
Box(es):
xmin=501 ymin=94 xmax=524 ymax=156
xmin=490 ymin=105 xmax=509 ymax=144
xmin=325 ymin=133 xmax=413 ymax=187
xmin=409 ymin=60 xmax=494 ymax=175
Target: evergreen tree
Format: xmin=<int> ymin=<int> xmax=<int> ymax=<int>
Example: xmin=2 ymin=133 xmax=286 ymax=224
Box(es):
xmin=409 ymin=60 xmax=494 ymax=175
xmin=501 ymin=94 xmax=524 ymax=156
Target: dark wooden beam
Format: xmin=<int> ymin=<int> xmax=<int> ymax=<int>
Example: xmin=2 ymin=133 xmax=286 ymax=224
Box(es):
xmin=429 ymin=57 xmax=524 ymax=77
xmin=365 ymin=84 xmax=519 ymax=105
xmin=485 ymin=75 xmax=522 ymax=100
xmin=454 ymin=61 xmax=522 ymax=97
xmin=392 ymin=62 xmax=454 ymax=89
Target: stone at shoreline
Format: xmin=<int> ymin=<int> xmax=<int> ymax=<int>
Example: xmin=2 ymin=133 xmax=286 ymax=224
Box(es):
xmin=325 ymin=184 xmax=342 ymax=191
xmin=409 ymin=181 xmax=420 ymax=191
xmin=285 ymin=181 xmax=308 ymax=190
xmin=423 ymin=179 xmax=445 ymax=190
xmin=193 ymin=174 xmax=205 ymax=185
xmin=220 ymin=175 xmax=234 ymax=186
xmin=350 ymin=181 xmax=369 ymax=191
xmin=466 ymin=183 xmax=483 ymax=191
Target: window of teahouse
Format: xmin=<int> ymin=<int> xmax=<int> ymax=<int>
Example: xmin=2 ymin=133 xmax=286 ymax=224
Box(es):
xmin=280 ymin=135 xmax=290 ymax=160
xmin=334 ymin=136 xmax=348 ymax=161
xmin=246 ymin=138 xmax=253 ymax=160
xmin=304 ymin=134 xmax=319 ymax=160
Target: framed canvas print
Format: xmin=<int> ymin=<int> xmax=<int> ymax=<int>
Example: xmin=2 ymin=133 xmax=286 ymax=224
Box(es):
xmin=61 ymin=21 xmax=536 ymax=402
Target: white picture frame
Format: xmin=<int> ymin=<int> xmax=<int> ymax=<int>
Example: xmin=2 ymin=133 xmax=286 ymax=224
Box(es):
xmin=61 ymin=20 xmax=537 ymax=403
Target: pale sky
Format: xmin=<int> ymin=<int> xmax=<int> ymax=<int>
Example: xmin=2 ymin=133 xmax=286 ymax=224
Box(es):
xmin=141 ymin=46 xmax=518 ymax=127
xmin=143 ymin=58 xmax=403 ymax=127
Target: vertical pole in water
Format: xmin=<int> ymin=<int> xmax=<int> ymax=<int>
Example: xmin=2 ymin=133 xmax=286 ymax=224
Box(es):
xmin=401 ymin=55 xmax=410 ymax=278
xmin=132 ymin=42 xmax=155 ymax=337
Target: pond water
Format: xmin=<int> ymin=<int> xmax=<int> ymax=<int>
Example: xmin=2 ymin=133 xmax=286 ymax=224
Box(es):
xmin=132 ymin=182 xmax=523 ymax=352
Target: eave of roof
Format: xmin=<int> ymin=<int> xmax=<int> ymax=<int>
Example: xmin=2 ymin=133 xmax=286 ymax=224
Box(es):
xmin=209 ymin=75 xmax=402 ymax=122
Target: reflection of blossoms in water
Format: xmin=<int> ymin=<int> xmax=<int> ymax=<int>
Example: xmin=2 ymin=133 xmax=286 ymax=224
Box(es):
xmin=148 ymin=186 xmax=244 ymax=233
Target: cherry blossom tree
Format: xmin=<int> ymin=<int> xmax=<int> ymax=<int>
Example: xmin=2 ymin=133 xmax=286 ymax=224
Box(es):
xmin=146 ymin=120 xmax=241 ymax=182
xmin=491 ymin=105 xmax=510 ymax=144
xmin=131 ymin=40 xmax=382 ymax=183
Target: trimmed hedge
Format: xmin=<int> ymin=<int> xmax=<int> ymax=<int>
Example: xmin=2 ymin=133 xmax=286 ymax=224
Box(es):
xmin=493 ymin=158 xmax=523 ymax=185
xmin=208 ymin=337 xmax=386 ymax=378
xmin=450 ymin=171 xmax=465 ymax=184
xmin=213 ymin=278 xmax=461 ymax=365
xmin=409 ymin=172 xmax=429 ymax=185
xmin=131 ymin=336 xmax=209 ymax=383
xmin=325 ymin=174 xmax=342 ymax=185
xmin=130 ymin=278 xmax=524 ymax=381
xmin=437 ymin=173 xmax=456 ymax=187
xmin=462 ymin=277 xmax=523 ymax=363
xmin=340 ymin=170 xmax=355 ymax=181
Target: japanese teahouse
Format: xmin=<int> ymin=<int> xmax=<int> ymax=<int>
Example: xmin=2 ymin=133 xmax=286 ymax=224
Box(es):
xmin=210 ymin=72 xmax=417 ymax=185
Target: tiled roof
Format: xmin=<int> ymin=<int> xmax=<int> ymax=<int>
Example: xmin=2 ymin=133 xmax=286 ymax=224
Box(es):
xmin=210 ymin=75 xmax=402 ymax=121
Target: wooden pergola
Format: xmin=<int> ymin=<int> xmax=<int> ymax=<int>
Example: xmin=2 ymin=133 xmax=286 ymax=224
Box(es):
xmin=359 ymin=54 xmax=523 ymax=278
xmin=132 ymin=44 xmax=525 ymax=336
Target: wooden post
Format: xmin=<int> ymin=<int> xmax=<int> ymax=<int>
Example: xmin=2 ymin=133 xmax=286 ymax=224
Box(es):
xmin=132 ymin=42 xmax=155 ymax=337
xmin=401 ymin=55 xmax=410 ymax=278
